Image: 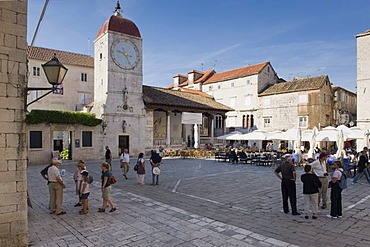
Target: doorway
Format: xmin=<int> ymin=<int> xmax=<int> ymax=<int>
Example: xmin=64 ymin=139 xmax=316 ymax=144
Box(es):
xmin=53 ymin=131 xmax=72 ymax=160
xmin=118 ymin=135 xmax=129 ymax=156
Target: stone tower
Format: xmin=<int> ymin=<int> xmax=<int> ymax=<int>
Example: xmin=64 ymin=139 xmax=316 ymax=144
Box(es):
xmin=356 ymin=29 xmax=370 ymax=148
xmin=92 ymin=2 xmax=146 ymax=157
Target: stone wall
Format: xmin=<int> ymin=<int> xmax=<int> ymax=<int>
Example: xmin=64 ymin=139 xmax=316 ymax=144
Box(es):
xmin=0 ymin=0 xmax=29 ymax=246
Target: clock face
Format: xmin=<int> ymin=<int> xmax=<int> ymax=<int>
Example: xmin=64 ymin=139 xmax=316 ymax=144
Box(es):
xmin=111 ymin=40 xmax=139 ymax=69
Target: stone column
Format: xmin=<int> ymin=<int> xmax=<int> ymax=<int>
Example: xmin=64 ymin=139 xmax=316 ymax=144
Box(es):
xmin=166 ymin=112 xmax=171 ymax=146
xmin=211 ymin=117 xmax=214 ymax=142
xmin=194 ymin=124 xmax=199 ymax=149
xmin=0 ymin=1 xmax=29 ymax=246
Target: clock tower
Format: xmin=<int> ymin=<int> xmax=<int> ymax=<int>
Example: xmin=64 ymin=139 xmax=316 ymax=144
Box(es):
xmin=92 ymin=1 xmax=146 ymax=156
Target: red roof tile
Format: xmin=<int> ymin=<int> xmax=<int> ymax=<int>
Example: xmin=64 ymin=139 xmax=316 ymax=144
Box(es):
xmin=203 ymin=62 xmax=269 ymax=85
xmin=96 ymin=15 xmax=141 ymax=40
xmin=27 ymin=46 xmax=93 ymax=67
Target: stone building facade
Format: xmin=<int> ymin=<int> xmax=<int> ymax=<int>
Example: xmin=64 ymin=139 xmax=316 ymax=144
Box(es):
xmin=0 ymin=0 xmax=29 ymax=246
xmin=356 ymin=29 xmax=370 ymax=148
xmin=169 ymin=62 xmax=279 ymax=132
xmin=332 ymin=86 xmax=357 ymax=127
xmin=257 ymin=75 xmax=334 ymax=131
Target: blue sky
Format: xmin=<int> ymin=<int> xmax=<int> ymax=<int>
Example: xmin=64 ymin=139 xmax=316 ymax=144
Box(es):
xmin=27 ymin=0 xmax=370 ymax=91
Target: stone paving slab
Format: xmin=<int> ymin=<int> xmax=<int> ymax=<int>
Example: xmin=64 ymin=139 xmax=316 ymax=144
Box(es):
xmin=27 ymin=158 xmax=370 ymax=246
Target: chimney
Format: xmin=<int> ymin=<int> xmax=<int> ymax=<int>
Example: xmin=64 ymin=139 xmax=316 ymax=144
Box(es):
xmin=187 ymin=70 xmax=204 ymax=87
xmin=172 ymin=74 xmax=187 ymax=89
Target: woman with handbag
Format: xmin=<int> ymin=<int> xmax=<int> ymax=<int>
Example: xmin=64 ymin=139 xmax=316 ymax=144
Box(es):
xmin=136 ymin=153 xmax=146 ymax=185
xmin=150 ymin=150 xmax=161 ymax=185
xmin=98 ymin=162 xmax=116 ymax=212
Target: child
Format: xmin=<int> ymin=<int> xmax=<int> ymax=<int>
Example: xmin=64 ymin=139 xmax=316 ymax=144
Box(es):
xmin=79 ymin=170 xmax=90 ymax=215
xmin=73 ymin=161 xmax=86 ymax=207
xmin=301 ymin=164 xmax=322 ymax=219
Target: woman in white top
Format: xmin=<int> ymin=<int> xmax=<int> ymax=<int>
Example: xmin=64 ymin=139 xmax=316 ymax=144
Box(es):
xmin=79 ymin=170 xmax=90 ymax=215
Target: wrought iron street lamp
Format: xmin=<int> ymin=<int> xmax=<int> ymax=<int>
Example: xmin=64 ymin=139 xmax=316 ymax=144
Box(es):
xmin=25 ymin=54 xmax=68 ymax=111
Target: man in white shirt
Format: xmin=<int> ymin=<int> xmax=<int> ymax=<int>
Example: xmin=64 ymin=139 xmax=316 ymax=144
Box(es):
xmin=47 ymin=158 xmax=66 ymax=215
xmin=120 ymin=148 xmax=130 ymax=179
xmin=310 ymin=152 xmax=329 ymax=209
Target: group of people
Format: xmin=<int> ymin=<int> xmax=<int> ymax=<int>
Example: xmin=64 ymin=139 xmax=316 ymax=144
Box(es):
xmin=119 ymin=149 xmax=162 ymax=185
xmin=41 ymin=158 xmax=117 ymax=216
xmin=274 ymin=151 xmax=346 ymax=219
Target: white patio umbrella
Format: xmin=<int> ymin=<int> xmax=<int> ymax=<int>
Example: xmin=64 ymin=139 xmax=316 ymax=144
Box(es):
xmin=307 ymin=126 xmax=318 ymax=159
xmin=348 ymin=127 xmax=367 ymax=140
xmin=216 ymin=131 xmax=241 ymax=140
xmin=316 ymin=126 xmax=339 ymax=141
xmin=225 ymin=132 xmax=243 ymax=140
xmin=283 ymin=128 xmax=299 ymax=141
xmin=267 ymin=130 xmax=285 ymax=140
xmin=335 ymin=129 xmax=345 ymax=159
xmin=294 ymin=128 xmax=302 ymax=163
xmin=238 ymin=130 xmax=268 ymax=141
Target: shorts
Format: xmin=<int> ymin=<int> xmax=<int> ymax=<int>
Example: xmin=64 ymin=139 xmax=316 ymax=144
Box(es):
xmin=81 ymin=192 xmax=90 ymax=199
xmin=102 ymin=186 xmax=111 ymax=200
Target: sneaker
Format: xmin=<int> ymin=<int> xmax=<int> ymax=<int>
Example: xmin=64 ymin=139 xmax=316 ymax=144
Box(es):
xmin=338 ymin=215 xmax=342 ymax=218
xmin=305 ymin=216 xmax=309 ymax=219
xmin=98 ymin=208 xmax=105 ymax=212
xmin=312 ymin=216 xmax=318 ymax=219
xmin=109 ymin=207 xmax=117 ymax=212
xmin=292 ymin=212 xmax=301 ymax=216
xmin=326 ymin=214 xmax=337 ymax=219
xmin=74 ymin=203 xmax=82 ymax=207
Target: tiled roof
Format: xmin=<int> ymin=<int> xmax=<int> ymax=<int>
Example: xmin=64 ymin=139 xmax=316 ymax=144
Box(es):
xmin=259 ymin=75 xmax=329 ymax=96
xmin=96 ymin=15 xmax=141 ymax=40
xmin=202 ymin=62 xmax=269 ymax=85
xmin=176 ymin=87 xmax=213 ymax=98
xmin=143 ymin=85 xmax=233 ymax=112
xmin=27 ymin=46 xmax=93 ymax=67
xmin=356 ymin=29 xmax=370 ymax=38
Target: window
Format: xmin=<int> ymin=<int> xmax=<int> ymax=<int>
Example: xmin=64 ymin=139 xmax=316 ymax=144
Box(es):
xmin=208 ymin=86 xmax=213 ymax=91
xmin=82 ymin=131 xmax=92 ymax=147
xmin=31 ymin=90 xmax=41 ymax=101
xmin=231 ymin=82 xmax=235 ymax=87
xmin=81 ymin=73 xmax=87 ymax=82
xmin=217 ymin=85 xmax=221 ymax=89
xmin=245 ymin=95 xmax=252 ymax=106
xmin=99 ymin=53 xmax=102 ymax=60
xmin=299 ymin=116 xmax=308 ymax=128
xmin=79 ymin=93 xmax=89 ymax=104
xmin=230 ymin=97 xmax=236 ymax=108
xmin=298 ymin=94 xmax=308 ymax=104
xmin=215 ymin=115 xmax=223 ymax=129
xmin=33 ymin=67 xmax=40 ymax=76
xmin=264 ymin=118 xmax=271 ymax=128
xmin=30 ymin=131 xmax=42 ymax=148
xmin=246 ymin=79 xmax=251 ymax=85
xmin=323 ymin=93 xmax=326 ymax=103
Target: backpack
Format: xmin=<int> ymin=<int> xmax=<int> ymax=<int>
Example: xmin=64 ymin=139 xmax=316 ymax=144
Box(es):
xmin=338 ymin=170 xmax=347 ymax=190
xmin=88 ymin=175 xmax=94 ymax=184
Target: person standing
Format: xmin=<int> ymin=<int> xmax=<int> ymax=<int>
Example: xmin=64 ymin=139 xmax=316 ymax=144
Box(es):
xmin=79 ymin=170 xmax=90 ymax=215
xmin=150 ymin=150 xmax=161 ymax=185
xmin=274 ymin=155 xmax=301 ymax=215
xmin=136 ymin=153 xmax=146 ymax=185
xmin=98 ymin=162 xmax=116 ymax=212
xmin=73 ymin=161 xmax=86 ymax=207
xmin=301 ymin=164 xmax=322 ymax=219
xmin=327 ymin=160 xmax=344 ymax=219
xmin=120 ymin=148 xmax=130 ymax=179
xmin=352 ymin=147 xmax=370 ymax=184
xmin=105 ymin=146 xmax=112 ymax=170
xmin=47 ymin=158 xmax=66 ymax=215
xmin=310 ymin=152 xmax=329 ymax=209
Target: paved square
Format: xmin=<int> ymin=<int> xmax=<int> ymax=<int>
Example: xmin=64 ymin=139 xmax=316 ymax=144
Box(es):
xmin=28 ymin=158 xmax=370 ymax=246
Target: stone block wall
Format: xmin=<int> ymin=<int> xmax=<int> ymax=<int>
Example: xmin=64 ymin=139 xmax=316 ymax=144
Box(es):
xmin=0 ymin=0 xmax=29 ymax=246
